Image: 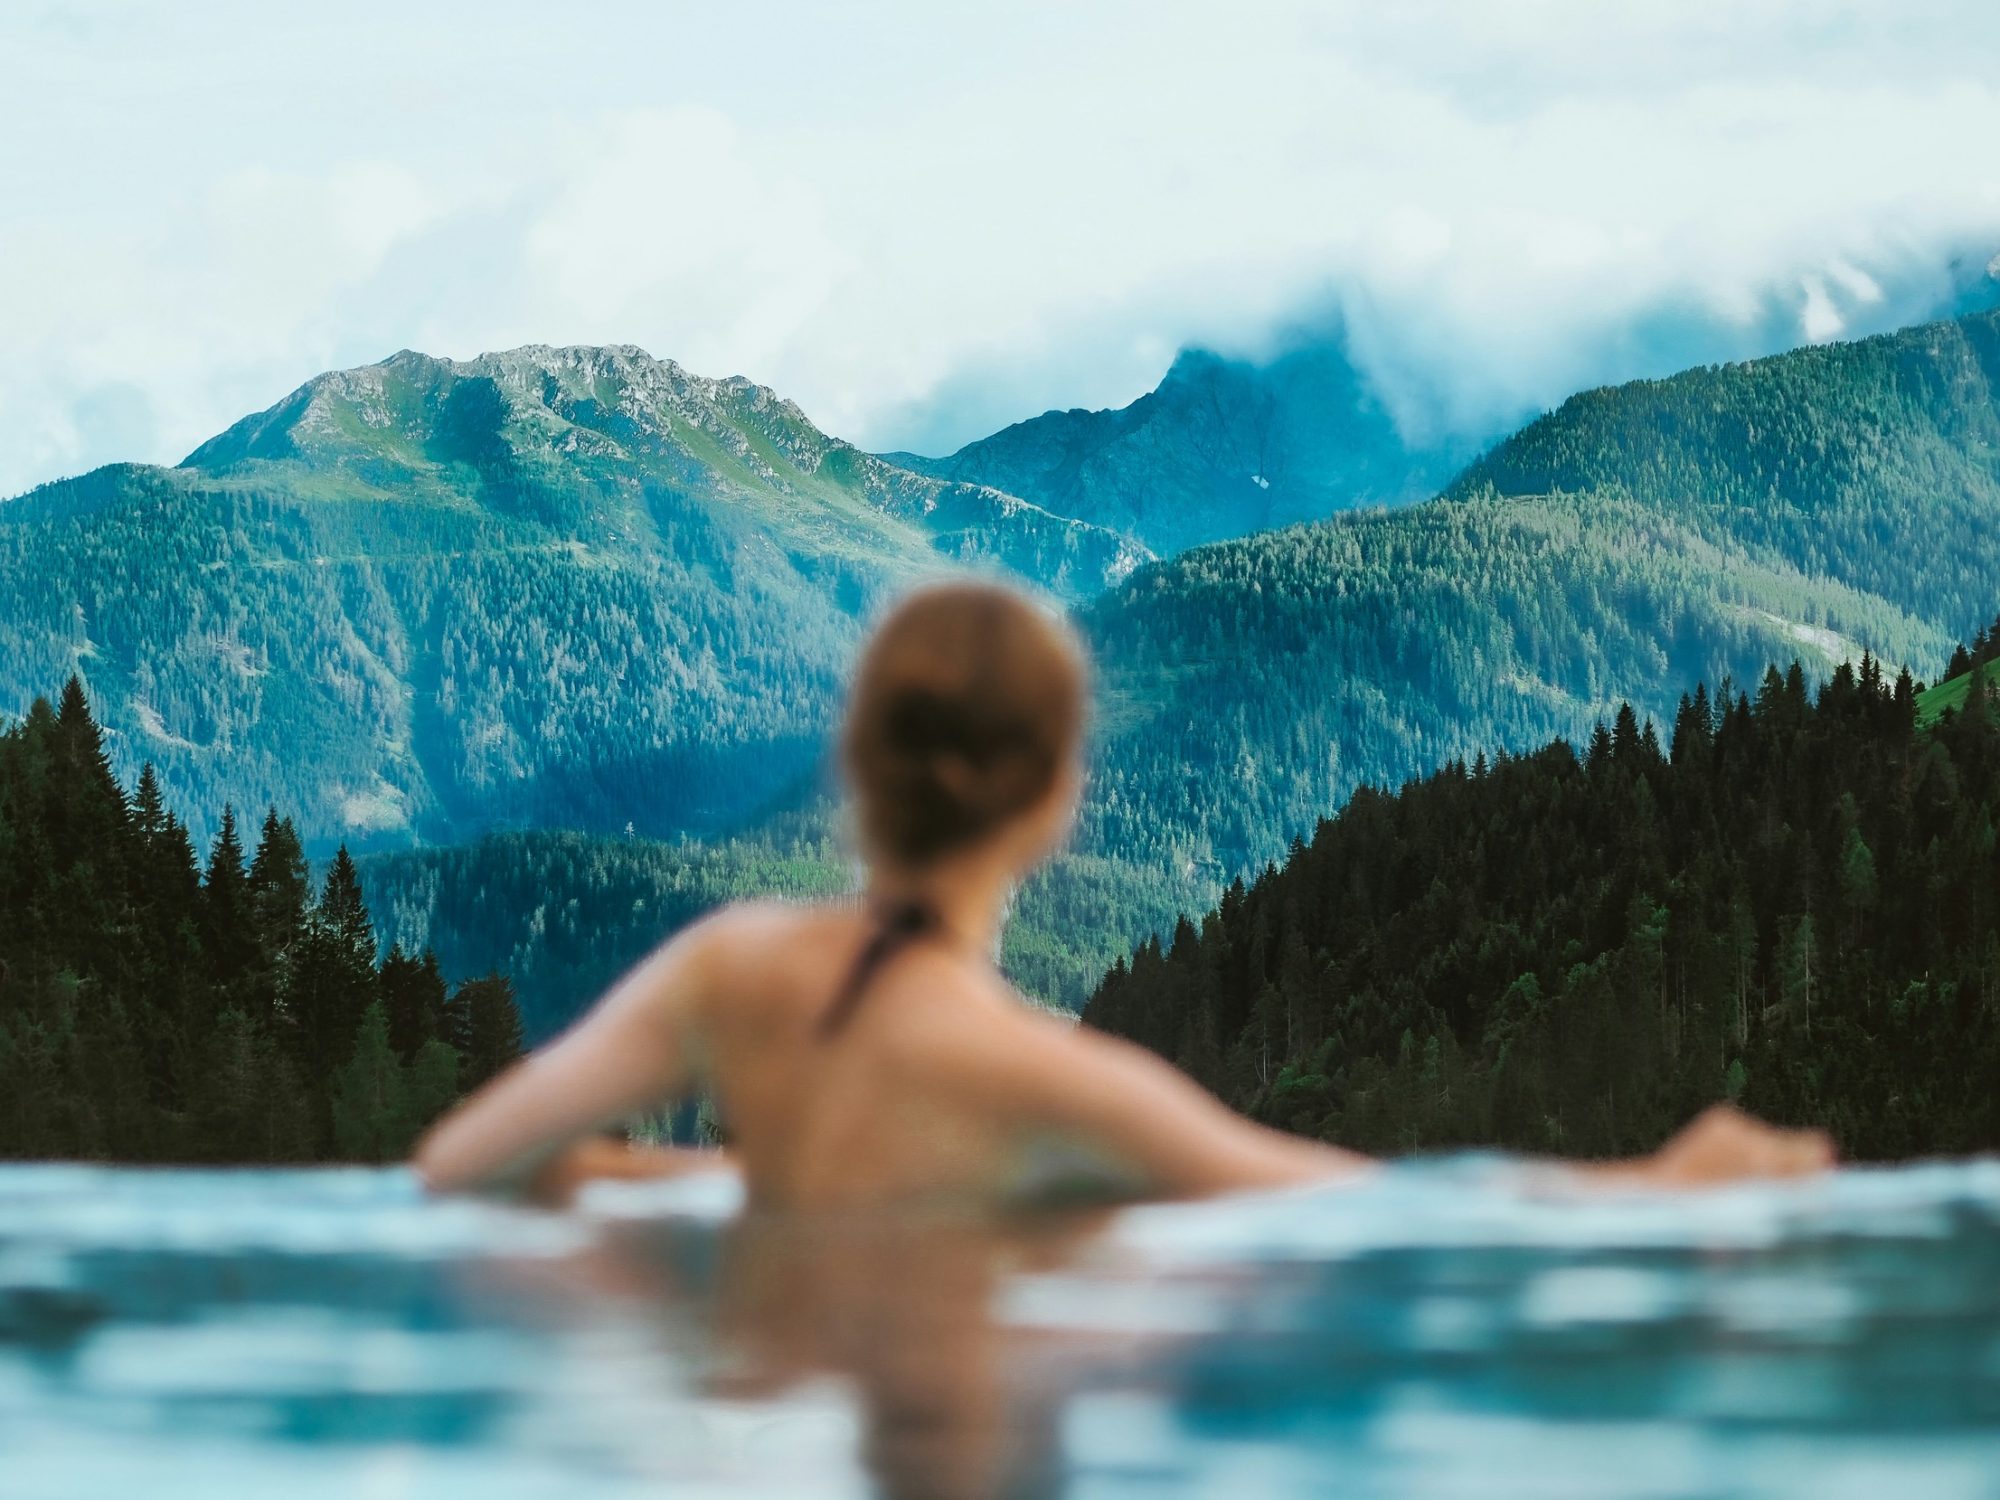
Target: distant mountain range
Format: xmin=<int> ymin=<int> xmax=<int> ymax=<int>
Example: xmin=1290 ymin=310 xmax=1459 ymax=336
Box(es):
xmin=883 ymin=249 xmax=2000 ymax=561
xmin=0 ymin=345 xmax=1140 ymax=849
xmin=9 ymin=304 xmax=2000 ymax=1028
xmin=886 ymin=336 xmax=1474 ymax=558
xmin=1079 ymin=308 xmax=2000 ymax=874
xmin=362 ymin=307 xmax=2000 ymax=1029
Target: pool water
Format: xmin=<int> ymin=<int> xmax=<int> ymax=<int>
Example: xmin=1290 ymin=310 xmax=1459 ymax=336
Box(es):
xmin=4 ymin=1160 xmax=2000 ymax=1499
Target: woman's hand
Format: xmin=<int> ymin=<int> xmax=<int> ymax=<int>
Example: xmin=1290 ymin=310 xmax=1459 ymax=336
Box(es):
xmin=412 ymin=913 xmax=740 ymax=1197
xmin=526 ymin=1137 xmax=736 ymax=1207
xmin=1643 ymin=1103 xmax=1836 ymax=1184
xmin=1581 ymin=1103 xmax=1835 ymax=1188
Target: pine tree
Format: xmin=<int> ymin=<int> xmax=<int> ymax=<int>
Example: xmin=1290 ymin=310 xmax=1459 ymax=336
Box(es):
xmin=288 ymin=848 xmax=383 ymax=1141
xmin=132 ymin=763 xmax=168 ymax=843
xmin=453 ymin=973 xmax=525 ymax=1091
xmin=53 ymin=676 xmax=124 ymax=815
xmin=248 ymin=808 xmax=310 ymax=975
xmin=400 ymin=1038 xmax=462 ymax=1146
xmin=200 ymin=807 xmax=259 ymax=1000
xmin=1612 ymin=703 xmax=1642 ymax=762
xmin=318 ymin=847 xmax=376 ymax=966
xmin=380 ymin=944 xmax=450 ymax=1062
xmin=330 ymin=1002 xmax=407 ymax=1162
xmin=1586 ymin=721 xmax=1614 ymax=772
xmin=40 ymin=681 xmax=130 ymax=974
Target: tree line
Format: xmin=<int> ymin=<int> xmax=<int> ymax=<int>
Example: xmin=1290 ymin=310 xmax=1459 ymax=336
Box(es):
xmin=1084 ymin=628 xmax=2000 ymax=1161
xmin=0 ymin=677 xmax=524 ymax=1162
xmin=1945 ymin=615 xmax=2000 ymax=682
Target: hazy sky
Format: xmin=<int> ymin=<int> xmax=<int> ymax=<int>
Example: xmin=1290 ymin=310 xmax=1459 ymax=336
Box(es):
xmin=2 ymin=0 xmax=1998 ymax=497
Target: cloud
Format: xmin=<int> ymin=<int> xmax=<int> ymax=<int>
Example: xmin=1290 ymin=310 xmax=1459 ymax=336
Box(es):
xmin=0 ymin=0 xmax=1997 ymax=496
xmin=519 ymin=107 xmax=847 ymax=367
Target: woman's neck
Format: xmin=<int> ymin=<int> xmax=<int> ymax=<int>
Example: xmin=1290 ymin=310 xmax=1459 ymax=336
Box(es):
xmin=863 ymin=852 xmax=1014 ymax=959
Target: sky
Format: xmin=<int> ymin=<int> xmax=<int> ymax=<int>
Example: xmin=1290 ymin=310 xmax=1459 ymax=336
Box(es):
xmin=2 ymin=0 xmax=1998 ymax=498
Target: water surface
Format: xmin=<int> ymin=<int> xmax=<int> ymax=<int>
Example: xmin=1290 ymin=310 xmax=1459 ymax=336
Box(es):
xmin=4 ymin=1159 xmax=1999 ymax=1498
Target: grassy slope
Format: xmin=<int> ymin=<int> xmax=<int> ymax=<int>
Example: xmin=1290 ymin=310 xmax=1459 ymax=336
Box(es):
xmin=1916 ymin=663 xmax=1992 ymax=724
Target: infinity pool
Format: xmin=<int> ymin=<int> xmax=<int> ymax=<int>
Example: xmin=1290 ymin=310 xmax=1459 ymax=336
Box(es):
xmin=4 ymin=1159 xmax=1999 ymax=1499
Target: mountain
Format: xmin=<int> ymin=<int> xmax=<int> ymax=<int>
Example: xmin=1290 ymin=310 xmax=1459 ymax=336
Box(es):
xmin=1082 ymin=640 xmax=2000 ymax=1161
xmin=10 ymin=309 xmax=2000 ymax=1040
xmin=181 ymin=345 xmax=1143 ymax=593
xmin=889 ymin=336 xmax=1475 ymax=558
xmin=372 ymin=313 xmax=2000 ymax=1037
xmin=1444 ymin=310 xmax=2000 ymax=630
xmin=895 ymin=251 xmax=2000 ymax=563
xmin=0 ymin=345 xmax=1142 ymax=850
xmin=1073 ymin=308 xmax=2000 ymax=877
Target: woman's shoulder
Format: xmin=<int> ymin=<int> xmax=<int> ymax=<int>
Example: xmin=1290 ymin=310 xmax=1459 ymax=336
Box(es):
xmin=683 ymin=896 xmax=851 ymax=948
xmin=671 ymin=898 xmax=864 ymax=1008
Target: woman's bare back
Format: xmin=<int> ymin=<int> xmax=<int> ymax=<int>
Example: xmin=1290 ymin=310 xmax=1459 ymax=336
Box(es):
xmin=413 ymin=897 xmax=1383 ymax=1210
xmin=690 ymin=903 xmax=1041 ymax=1209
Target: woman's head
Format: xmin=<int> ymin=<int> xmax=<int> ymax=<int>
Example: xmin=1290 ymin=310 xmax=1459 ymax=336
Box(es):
xmin=843 ymin=581 xmax=1088 ymax=874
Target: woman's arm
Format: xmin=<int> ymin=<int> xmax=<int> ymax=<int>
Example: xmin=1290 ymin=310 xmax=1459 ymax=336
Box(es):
xmin=523 ymin=1138 xmax=735 ymax=1205
xmin=1000 ymin=1023 xmax=1831 ymax=1201
xmin=996 ymin=1022 xmax=1374 ymax=1199
xmin=1569 ymin=1103 xmax=1835 ymax=1186
xmin=411 ymin=913 xmax=732 ymax=1197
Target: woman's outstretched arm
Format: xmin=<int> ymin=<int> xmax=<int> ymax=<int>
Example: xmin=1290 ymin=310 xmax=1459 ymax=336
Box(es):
xmin=993 ymin=1021 xmax=1375 ymax=1198
xmin=1570 ymin=1103 xmax=1835 ymax=1186
xmin=411 ymin=913 xmax=731 ymax=1197
xmin=998 ymin=1020 xmax=1832 ymax=1200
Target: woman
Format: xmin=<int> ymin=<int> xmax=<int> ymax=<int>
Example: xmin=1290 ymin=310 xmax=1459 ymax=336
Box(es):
xmin=414 ymin=581 xmax=1833 ymax=1208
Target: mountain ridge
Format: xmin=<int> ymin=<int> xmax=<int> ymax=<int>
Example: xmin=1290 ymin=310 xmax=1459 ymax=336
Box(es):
xmin=178 ymin=342 xmax=1149 ymax=587
xmin=1072 ymin=307 xmax=2000 ymax=876
xmin=0 ymin=343 xmax=1144 ymax=851
xmin=887 ymin=334 xmax=1478 ymax=558
xmin=9 ymin=308 xmax=2000 ymax=895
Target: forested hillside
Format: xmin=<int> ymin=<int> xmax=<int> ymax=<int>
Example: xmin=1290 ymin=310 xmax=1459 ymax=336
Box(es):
xmin=0 ymin=678 xmax=524 ymax=1162
xmin=1076 ymin=309 xmax=2000 ymax=875
xmin=1077 ymin=493 xmax=1949 ymax=875
xmin=9 ymin=313 xmax=2000 ymax=1050
xmin=892 ymin=337 xmax=1473 ymax=557
xmin=353 ymin=311 xmax=2000 ymax=1040
xmin=1447 ymin=309 xmax=2000 ymax=628
xmin=0 ymin=345 xmax=1139 ymax=851
xmin=1084 ymin=628 xmax=2000 ymax=1160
